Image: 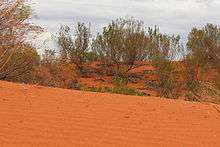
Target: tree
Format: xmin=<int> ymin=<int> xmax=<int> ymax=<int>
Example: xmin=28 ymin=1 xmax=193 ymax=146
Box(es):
xmin=148 ymin=26 xmax=183 ymax=98
xmin=187 ymin=24 xmax=220 ymax=67
xmin=58 ymin=22 xmax=91 ymax=73
xmin=0 ymin=0 xmax=41 ymax=81
xmin=186 ymin=24 xmax=220 ymax=88
xmin=92 ymin=18 xmax=149 ymax=78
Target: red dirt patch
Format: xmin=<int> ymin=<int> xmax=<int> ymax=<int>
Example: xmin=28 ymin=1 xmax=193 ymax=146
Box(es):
xmin=0 ymin=81 xmax=220 ymax=146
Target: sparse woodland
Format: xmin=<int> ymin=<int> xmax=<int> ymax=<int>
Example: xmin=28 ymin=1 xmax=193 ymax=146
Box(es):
xmin=1 ymin=0 xmax=220 ymax=103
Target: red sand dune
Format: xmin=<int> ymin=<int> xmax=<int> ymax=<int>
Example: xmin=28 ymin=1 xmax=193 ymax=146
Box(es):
xmin=0 ymin=81 xmax=220 ymax=147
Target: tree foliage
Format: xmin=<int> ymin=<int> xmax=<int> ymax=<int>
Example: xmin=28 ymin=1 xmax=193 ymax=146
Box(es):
xmin=148 ymin=26 xmax=183 ymax=98
xmin=186 ymin=24 xmax=220 ymax=89
xmin=187 ymin=24 xmax=220 ymax=68
xmin=92 ymin=18 xmax=149 ymax=77
xmin=0 ymin=44 xmax=40 ymax=81
xmin=0 ymin=0 xmax=41 ymax=81
xmin=58 ymin=22 xmax=91 ymax=73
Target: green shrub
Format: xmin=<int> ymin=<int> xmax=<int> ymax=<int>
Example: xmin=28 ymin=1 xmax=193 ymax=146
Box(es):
xmin=148 ymin=26 xmax=183 ymax=99
xmin=105 ymin=87 xmax=145 ymax=96
xmin=87 ymin=87 xmax=102 ymax=92
xmin=185 ymin=93 xmax=200 ymax=102
xmin=184 ymin=54 xmax=200 ymax=92
xmin=85 ymin=86 xmax=145 ymax=96
xmin=92 ymin=18 xmax=148 ymax=80
xmin=85 ymin=51 xmax=100 ymax=62
xmin=152 ymin=57 xmax=178 ymax=98
xmin=113 ymin=75 xmax=128 ymax=87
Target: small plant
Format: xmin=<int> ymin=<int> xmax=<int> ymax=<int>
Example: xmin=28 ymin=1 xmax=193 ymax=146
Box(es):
xmin=105 ymin=87 xmax=145 ymax=96
xmin=66 ymin=80 xmax=82 ymax=90
xmin=113 ymin=75 xmax=128 ymax=87
xmin=87 ymin=87 xmax=102 ymax=92
xmin=185 ymin=93 xmax=200 ymax=102
xmin=85 ymin=86 xmax=145 ymax=96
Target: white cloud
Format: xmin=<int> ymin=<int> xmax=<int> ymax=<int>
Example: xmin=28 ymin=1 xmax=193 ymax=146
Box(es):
xmin=31 ymin=0 xmax=220 ymax=47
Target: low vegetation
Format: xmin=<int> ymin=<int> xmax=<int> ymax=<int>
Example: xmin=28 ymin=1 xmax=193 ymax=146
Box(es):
xmin=0 ymin=0 xmax=219 ymax=103
xmin=147 ymin=26 xmax=183 ymax=98
xmin=83 ymin=86 xmax=145 ymax=96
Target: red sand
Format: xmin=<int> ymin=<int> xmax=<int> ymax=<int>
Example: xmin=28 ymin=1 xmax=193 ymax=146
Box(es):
xmin=0 ymin=81 xmax=220 ymax=147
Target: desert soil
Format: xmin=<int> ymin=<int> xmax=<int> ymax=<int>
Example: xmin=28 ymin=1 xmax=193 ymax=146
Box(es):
xmin=0 ymin=81 xmax=220 ymax=147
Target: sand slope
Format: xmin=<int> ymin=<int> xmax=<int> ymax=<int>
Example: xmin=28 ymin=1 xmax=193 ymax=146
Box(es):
xmin=0 ymin=81 xmax=220 ymax=147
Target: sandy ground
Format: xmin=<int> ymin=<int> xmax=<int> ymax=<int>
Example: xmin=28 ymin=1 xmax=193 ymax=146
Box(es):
xmin=0 ymin=81 xmax=220 ymax=147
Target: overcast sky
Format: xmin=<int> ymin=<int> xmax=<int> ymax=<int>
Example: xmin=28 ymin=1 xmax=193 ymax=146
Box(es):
xmin=31 ymin=0 xmax=220 ymax=50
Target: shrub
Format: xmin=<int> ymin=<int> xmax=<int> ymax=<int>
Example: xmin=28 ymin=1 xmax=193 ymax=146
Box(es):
xmin=153 ymin=59 xmax=177 ymax=98
xmin=185 ymin=24 xmax=220 ymax=93
xmin=66 ymin=80 xmax=82 ymax=90
xmin=33 ymin=55 xmax=79 ymax=89
xmin=84 ymin=51 xmax=100 ymax=62
xmin=0 ymin=44 xmax=40 ymax=82
xmin=105 ymin=87 xmax=145 ymax=96
xmin=92 ymin=17 xmax=149 ymax=79
xmin=113 ymin=75 xmax=128 ymax=87
xmin=58 ymin=22 xmax=91 ymax=73
xmin=184 ymin=55 xmax=200 ymax=92
xmin=148 ymin=27 xmax=183 ymax=98
xmin=85 ymin=86 xmax=145 ymax=96
xmin=185 ymin=93 xmax=200 ymax=102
